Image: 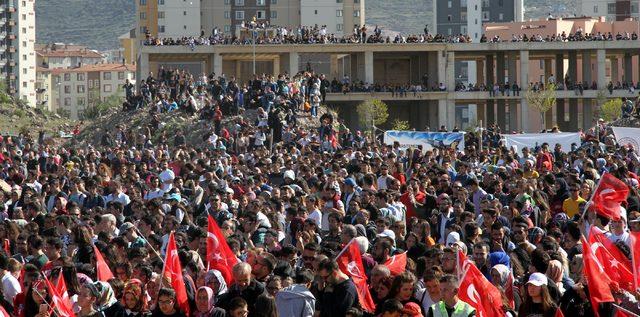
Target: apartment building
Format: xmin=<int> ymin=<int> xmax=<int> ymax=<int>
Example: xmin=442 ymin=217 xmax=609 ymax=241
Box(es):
xmin=38 ymin=64 xmax=135 ymax=120
xmin=0 ymin=0 xmax=36 ymax=107
xmin=137 ymin=0 xmax=363 ymax=43
xmin=35 ymin=43 xmax=104 ymax=69
xmin=581 ymin=0 xmax=640 ymax=21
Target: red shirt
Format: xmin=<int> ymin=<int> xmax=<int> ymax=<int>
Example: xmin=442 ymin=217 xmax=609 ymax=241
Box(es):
xmin=400 ymin=191 xmax=426 ymax=220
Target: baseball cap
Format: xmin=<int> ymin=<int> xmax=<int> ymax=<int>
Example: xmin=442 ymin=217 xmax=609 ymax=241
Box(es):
xmin=527 ymin=272 xmax=548 ymax=286
xmin=119 ymin=222 xmax=134 ymax=234
xmin=344 ymin=178 xmax=356 ymax=187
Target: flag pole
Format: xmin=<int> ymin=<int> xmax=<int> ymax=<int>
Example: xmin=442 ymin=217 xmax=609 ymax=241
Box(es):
xmin=334 ymin=238 xmax=355 ymax=261
xmin=32 ymin=287 xmax=59 ymax=316
xmin=132 ymin=225 xmax=165 ymax=263
xmin=612 ymin=303 xmax=640 ymax=317
xmin=580 ymin=171 xmax=606 ymax=221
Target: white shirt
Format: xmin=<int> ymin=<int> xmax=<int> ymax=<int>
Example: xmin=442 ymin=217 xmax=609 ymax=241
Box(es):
xmin=104 ymin=192 xmax=131 ymax=206
xmin=308 ymin=209 xmax=322 ymax=228
xmin=144 ymin=188 xmax=165 ymax=201
xmin=2 ymin=271 xmax=20 ymax=304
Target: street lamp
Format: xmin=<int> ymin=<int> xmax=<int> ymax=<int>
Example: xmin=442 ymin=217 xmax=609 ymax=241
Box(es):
xmin=242 ymin=18 xmax=274 ymax=75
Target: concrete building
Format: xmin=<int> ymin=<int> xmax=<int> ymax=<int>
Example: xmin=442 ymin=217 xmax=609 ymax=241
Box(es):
xmin=139 ymin=39 xmax=640 ymax=133
xmin=136 ymin=0 xmax=201 ymax=45
xmin=35 ymin=43 xmax=104 ymax=69
xmin=434 ymin=0 xmax=523 ymax=89
xmin=39 ymin=64 xmax=135 ymax=120
xmin=120 ymin=28 xmax=138 ymax=65
xmin=0 ymin=0 xmax=36 ymax=107
xmin=581 ymin=0 xmax=640 ymax=21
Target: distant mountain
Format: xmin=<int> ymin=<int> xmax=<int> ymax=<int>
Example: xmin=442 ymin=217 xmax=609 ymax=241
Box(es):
xmin=34 ymin=0 xmax=574 ymax=50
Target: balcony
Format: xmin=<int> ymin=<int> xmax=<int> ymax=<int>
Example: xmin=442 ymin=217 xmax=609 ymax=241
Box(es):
xmin=8 ymin=46 xmax=15 ymax=52
xmin=7 ymin=33 xmax=14 ymax=40
xmin=8 ymin=60 xmax=14 ymax=67
xmin=8 ymin=19 xmax=15 ymax=26
xmin=6 ymin=6 xmax=15 ymax=13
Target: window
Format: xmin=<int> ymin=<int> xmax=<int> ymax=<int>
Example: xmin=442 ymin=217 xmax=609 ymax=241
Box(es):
xmin=22 ymin=68 xmax=26 ymax=74
xmin=64 ymin=73 xmax=71 ymax=81
xmin=235 ymin=0 xmax=244 ymax=6
xmin=481 ymin=0 xmax=489 ymax=7
xmin=271 ymin=0 xmax=277 ymax=3
xmin=224 ymin=25 xmax=230 ymax=32
xmin=257 ymin=0 xmax=265 ymax=5
xmin=104 ymin=84 xmax=112 ymax=93
xmin=447 ymin=14 xmax=451 ymax=21
xmin=64 ymin=98 xmax=71 ymax=106
xmin=140 ymin=26 xmax=147 ymax=34
xmin=22 ymin=27 xmax=26 ymax=34
xmin=22 ymin=54 xmax=26 ymax=60
xmin=118 ymin=72 xmax=125 ymax=80
xmin=64 ymin=85 xmax=71 ymax=94
xmin=77 ymin=85 xmax=85 ymax=93
xmin=256 ymin=10 xmax=266 ymax=19
xmin=270 ymin=10 xmax=277 ymax=18
xmin=447 ymin=1 xmax=451 ymax=8
xmin=447 ymin=28 xmax=452 ymax=35
xmin=314 ymin=10 xmax=317 ymax=14
xmin=607 ymin=3 xmax=615 ymax=14
xmin=460 ymin=11 xmax=466 ymax=22
xmin=140 ymin=12 xmax=146 ymax=20
xmin=77 ymin=73 xmax=85 ymax=81
xmin=88 ymin=80 xmax=94 ymax=89
xmin=461 ymin=0 xmax=467 ymax=7
xmin=632 ymin=4 xmax=639 ymax=13
xmin=235 ymin=11 xmax=244 ymax=19
xmin=159 ymin=0 xmax=164 ymax=4
xmin=337 ymin=24 xmax=343 ymax=31
xmin=159 ymin=25 xmax=165 ymax=33
xmin=337 ymin=0 xmax=343 ymax=2
xmin=22 ymin=41 xmax=26 ymax=47
xmin=353 ymin=10 xmax=360 ymax=17
xmin=336 ymin=10 xmax=343 ymax=17
xmin=183 ymin=11 xmax=187 ymax=15
xmin=139 ymin=0 xmax=146 ymax=5
xmin=21 ymin=1 xmax=26 ymax=6
xmin=498 ymin=13 xmax=503 ymax=20
xmin=539 ymin=60 xmax=544 ymax=69
xmin=77 ymin=97 xmax=85 ymax=106
xmin=158 ymin=11 xmax=165 ymax=18
xmin=21 ymin=14 xmax=25 ymax=20
xmin=103 ymin=72 xmax=112 ymax=80
xmin=498 ymin=0 xmax=503 ymax=6
xmin=224 ymin=0 xmax=229 ymax=4
xmin=593 ymin=5 xmax=598 ymax=13
xmin=224 ymin=11 xmax=230 ymax=18
xmin=482 ymin=11 xmax=489 ymax=21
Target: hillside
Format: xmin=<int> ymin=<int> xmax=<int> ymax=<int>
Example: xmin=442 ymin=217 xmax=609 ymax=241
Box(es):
xmin=35 ymin=0 xmax=574 ymax=50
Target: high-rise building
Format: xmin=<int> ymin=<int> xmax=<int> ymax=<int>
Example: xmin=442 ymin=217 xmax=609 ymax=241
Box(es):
xmin=580 ymin=0 xmax=640 ymax=21
xmin=136 ymin=0 xmax=364 ymax=45
xmin=433 ymin=0 xmax=523 ymax=85
xmin=0 ymin=0 xmax=36 ymax=107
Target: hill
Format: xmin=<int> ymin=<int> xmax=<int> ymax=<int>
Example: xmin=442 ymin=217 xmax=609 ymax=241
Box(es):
xmin=35 ymin=0 xmax=574 ymax=50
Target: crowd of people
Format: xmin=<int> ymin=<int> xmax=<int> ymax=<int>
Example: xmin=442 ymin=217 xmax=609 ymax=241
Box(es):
xmin=482 ymin=30 xmax=640 ymax=43
xmin=1 ymin=65 xmax=640 ymax=317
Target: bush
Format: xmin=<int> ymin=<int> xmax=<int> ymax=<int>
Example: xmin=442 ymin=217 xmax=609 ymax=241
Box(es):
xmin=356 ymin=99 xmax=389 ymax=130
xmin=600 ymin=98 xmax=622 ymax=122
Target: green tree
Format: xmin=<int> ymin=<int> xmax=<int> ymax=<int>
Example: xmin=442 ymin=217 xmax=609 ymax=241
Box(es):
xmin=600 ymin=98 xmax=623 ymax=122
xmin=356 ymin=99 xmax=389 ymax=131
xmin=391 ymin=119 xmax=410 ymax=131
xmin=525 ymin=81 xmax=556 ymax=129
xmin=84 ymin=88 xmax=123 ymax=119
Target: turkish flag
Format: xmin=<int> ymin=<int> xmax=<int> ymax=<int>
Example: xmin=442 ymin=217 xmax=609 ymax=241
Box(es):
xmin=336 ymin=239 xmax=376 ymax=313
xmin=591 ymin=173 xmax=629 ymax=221
xmin=457 ymin=261 xmax=504 ymax=317
xmin=3 ymin=239 xmax=10 ymax=255
xmin=582 ymin=237 xmax=615 ymax=317
xmin=207 ymin=214 xmax=239 ymax=285
xmin=44 ymin=274 xmax=75 ymax=317
xmin=93 ymin=245 xmax=115 ymax=282
xmin=162 ymin=232 xmax=190 ymax=316
xmin=629 ymin=231 xmax=640 ymax=291
xmin=588 ymin=227 xmax=634 ymax=291
xmin=384 ymin=252 xmax=407 ymax=276
xmin=556 ymin=309 xmax=565 ymax=317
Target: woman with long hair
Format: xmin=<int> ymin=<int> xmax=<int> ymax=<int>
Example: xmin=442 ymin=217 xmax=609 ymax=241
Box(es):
xmin=23 ymin=280 xmax=51 ymax=317
xmin=518 ymin=273 xmax=559 ymax=317
xmin=388 ymin=272 xmax=424 ymax=315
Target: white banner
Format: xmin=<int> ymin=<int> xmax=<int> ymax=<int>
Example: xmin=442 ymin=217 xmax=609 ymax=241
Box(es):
xmin=612 ymin=127 xmax=640 ymax=152
xmin=384 ymin=131 xmax=465 ymax=151
xmin=503 ymin=132 xmax=581 ymax=152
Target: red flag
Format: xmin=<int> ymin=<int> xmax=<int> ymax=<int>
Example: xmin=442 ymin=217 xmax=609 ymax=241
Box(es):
xmin=556 ymin=309 xmax=565 ymax=317
xmin=336 ymin=240 xmax=376 ymax=313
xmin=588 ymin=227 xmax=634 ymax=291
xmin=44 ymin=274 xmax=75 ymax=317
xmin=162 ymin=232 xmax=190 ymax=316
xmin=207 ymin=214 xmax=239 ymax=285
xmin=384 ymin=252 xmax=407 ymax=276
xmin=457 ymin=261 xmax=504 ymax=317
xmin=630 ymin=232 xmax=640 ymax=291
xmin=93 ymin=245 xmax=115 ymax=282
xmin=582 ymin=237 xmax=615 ymax=317
xmin=505 ymin=271 xmax=515 ymax=309
xmin=3 ymin=239 xmax=10 ymax=255
xmin=591 ymin=173 xmax=629 ymax=221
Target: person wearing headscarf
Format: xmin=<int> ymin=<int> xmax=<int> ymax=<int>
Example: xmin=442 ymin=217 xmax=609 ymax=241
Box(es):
xmin=546 ymin=260 xmax=567 ymax=296
xmin=485 ymin=251 xmax=510 ymax=281
xmin=194 ymin=286 xmax=226 ymax=317
xmin=491 ymin=264 xmax=521 ymax=311
xmin=122 ymin=279 xmax=150 ymax=317
xmin=94 ymin=281 xmax=125 ymax=317
xmin=204 ymin=270 xmax=228 ymax=304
